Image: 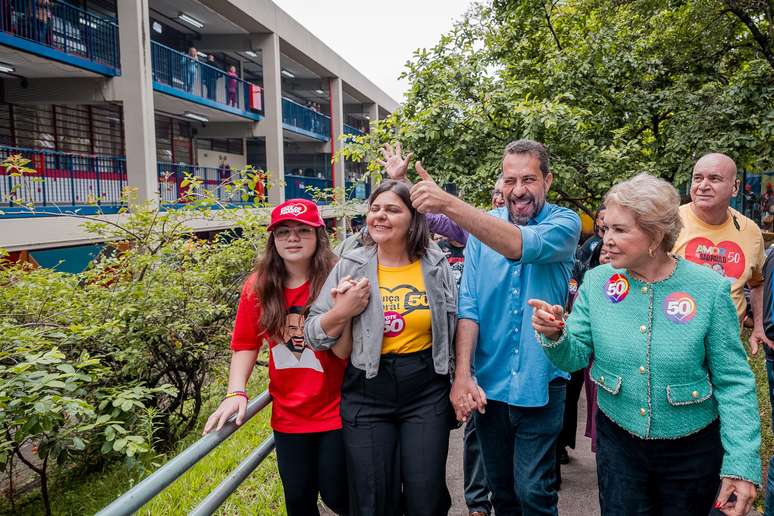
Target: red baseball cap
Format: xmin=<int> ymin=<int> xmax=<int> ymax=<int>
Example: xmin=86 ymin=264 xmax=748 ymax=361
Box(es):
xmin=267 ymin=198 xmax=325 ymax=232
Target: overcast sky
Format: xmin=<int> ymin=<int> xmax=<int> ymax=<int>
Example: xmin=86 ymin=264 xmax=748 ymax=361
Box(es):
xmin=272 ymin=0 xmax=477 ymax=103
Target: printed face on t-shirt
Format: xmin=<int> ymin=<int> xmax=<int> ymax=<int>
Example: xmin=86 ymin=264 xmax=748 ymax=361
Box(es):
xmin=283 ymin=307 xmax=307 ymax=357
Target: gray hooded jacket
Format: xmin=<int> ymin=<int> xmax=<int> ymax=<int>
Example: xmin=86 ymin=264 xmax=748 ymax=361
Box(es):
xmin=304 ymin=245 xmax=457 ymax=379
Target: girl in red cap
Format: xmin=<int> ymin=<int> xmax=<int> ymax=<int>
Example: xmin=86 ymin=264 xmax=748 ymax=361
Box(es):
xmin=204 ymin=198 xmax=351 ymax=515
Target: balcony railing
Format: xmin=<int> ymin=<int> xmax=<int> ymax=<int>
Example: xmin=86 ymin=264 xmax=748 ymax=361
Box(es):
xmin=0 ymin=0 xmax=120 ymax=73
xmin=157 ymin=162 xmax=265 ymax=206
xmin=0 ymin=145 xmax=126 ymax=215
xmin=282 ymin=98 xmax=331 ymax=141
xmin=151 ymin=42 xmax=262 ymax=120
xmin=344 ymin=124 xmax=365 ymax=137
xmin=284 ymin=174 xmax=333 ymax=204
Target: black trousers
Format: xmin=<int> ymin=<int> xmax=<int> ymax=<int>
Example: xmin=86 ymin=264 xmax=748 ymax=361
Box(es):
xmin=274 ymin=429 xmax=349 ymax=516
xmin=340 ymin=349 xmax=453 ymax=516
xmin=558 ymin=369 xmax=585 ymax=450
xmin=596 ymin=411 xmax=723 ymax=516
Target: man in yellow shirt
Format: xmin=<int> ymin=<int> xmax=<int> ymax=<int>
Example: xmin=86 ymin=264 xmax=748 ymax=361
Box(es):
xmin=673 ymin=153 xmax=772 ymax=354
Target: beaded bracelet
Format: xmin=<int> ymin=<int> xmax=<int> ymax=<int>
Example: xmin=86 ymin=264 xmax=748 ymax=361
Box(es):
xmin=225 ymin=391 xmax=248 ymax=401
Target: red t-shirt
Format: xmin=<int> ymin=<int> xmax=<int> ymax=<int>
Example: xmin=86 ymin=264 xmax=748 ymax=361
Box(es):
xmin=231 ymin=274 xmax=346 ymax=433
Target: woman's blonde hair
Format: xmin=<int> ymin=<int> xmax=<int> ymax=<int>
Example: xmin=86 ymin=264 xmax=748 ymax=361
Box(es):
xmin=604 ymin=173 xmax=683 ymax=252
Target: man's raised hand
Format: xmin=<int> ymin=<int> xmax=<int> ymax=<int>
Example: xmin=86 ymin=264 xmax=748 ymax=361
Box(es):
xmin=409 ymin=161 xmax=450 ymax=214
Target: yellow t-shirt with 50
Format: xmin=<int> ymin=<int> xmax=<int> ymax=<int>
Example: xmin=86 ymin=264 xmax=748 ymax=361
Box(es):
xmin=378 ymin=260 xmax=432 ymax=355
xmin=672 ymin=203 xmax=765 ymax=322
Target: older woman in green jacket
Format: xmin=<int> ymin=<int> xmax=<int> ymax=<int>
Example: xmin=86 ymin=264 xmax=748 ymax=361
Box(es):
xmin=529 ymin=173 xmax=760 ymax=516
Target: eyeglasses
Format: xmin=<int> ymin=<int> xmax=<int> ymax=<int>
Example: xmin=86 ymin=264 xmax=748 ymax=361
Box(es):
xmin=274 ymin=226 xmax=316 ymax=240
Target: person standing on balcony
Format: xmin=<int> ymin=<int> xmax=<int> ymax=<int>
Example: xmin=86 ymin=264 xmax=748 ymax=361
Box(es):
xmin=203 ymin=199 xmax=351 ymax=516
xmin=185 ymin=46 xmax=198 ymax=94
xmin=226 ymin=65 xmax=239 ymax=107
xmin=202 ymin=53 xmax=219 ymax=101
xmin=35 ymin=0 xmax=51 ymax=45
xmin=306 ymin=180 xmax=458 ymax=516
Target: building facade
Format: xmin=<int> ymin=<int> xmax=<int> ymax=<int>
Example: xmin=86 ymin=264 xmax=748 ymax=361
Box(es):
xmin=0 ymin=0 xmax=397 ymax=264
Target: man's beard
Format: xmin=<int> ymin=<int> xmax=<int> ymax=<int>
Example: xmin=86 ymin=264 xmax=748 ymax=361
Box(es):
xmin=286 ymin=338 xmax=305 ymax=353
xmin=507 ymin=194 xmax=544 ymax=226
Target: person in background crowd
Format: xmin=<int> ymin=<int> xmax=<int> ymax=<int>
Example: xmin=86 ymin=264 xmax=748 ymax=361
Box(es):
xmin=576 ymin=205 xmax=606 ymax=268
xmin=185 ymin=47 xmax=198 ymax=93
xmin=531 ymin=173 xmax=761 ymax=516
xmin=581 ymin=243 xmax=610 ymax=453
xmin=762 ymin=183 xmax=774 ymax=231
xmin=492 ymin=178 xmax=506 ymax=209
xmin=202 ymin=53 xmax=219 ymax=101
xmin=408 ymin=139 xmax=580 ymax=516
xmin=226 ymin=65 xmax=239 ymax=107
xmin=203 ymin=199 xmax=349 ymax=516
xmin=672 ymin=153 xmax=772 ymax=354
xmin=305 ymin=180 xmax=458 ymax=516
xmin=743 ymin=183 xmax=761 ymax=223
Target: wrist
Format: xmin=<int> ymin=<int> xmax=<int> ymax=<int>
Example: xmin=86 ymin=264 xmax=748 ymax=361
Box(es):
xmin=225 ymin=390 xmax=248 ymax=401
xmin=454 ymin=367 xmax=473 ymax=382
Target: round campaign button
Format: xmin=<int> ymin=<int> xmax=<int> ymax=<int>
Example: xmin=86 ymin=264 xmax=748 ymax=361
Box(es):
xmin=604 ymin=274 xmax=630 ymax=303
xmin=663 ymin=292 xmax=697 ymax=324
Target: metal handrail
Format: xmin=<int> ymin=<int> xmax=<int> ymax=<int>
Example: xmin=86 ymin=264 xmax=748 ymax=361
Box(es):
xmin=151 ymin=41 xmax=262 ymax=113
xmin=0 ymin=145 xmax=126 ymax=209
xmin=96 ymin=390 xmax=272 ymax=516
xmin=282 ymin=97 xmax=331 ymax=139
xmin=156 ymin=162 xmax=262 ymax=205
xmin=343 ymin=124 xmax=364 ymax=136
xmin=0 ymin=0 xmax=120 ymax=69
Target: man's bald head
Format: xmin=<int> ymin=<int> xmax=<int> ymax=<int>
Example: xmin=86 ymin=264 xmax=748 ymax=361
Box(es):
xmin=693 ymin=153 xmax=737 ymax=180
xmin=690 ymin=153 xmax=739 ymax=216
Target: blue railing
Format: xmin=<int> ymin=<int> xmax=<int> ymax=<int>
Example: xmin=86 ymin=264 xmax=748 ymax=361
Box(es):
xmin=284 ymin=174 xmax=333 ymax=203
xmin=151 ymin=42 xmax=262 ymax=120
xmin=344 ymin=124 xmax=365 ymax=137
xmin=0 ymin=0 xmax=120 ymax=72
xmin=282 ymin=98 xmax=331 ymax=141
xmin=157 ymin=162 xmax=265 ymax=205
xmin=0 ymin=145 xmax=126 ymax=215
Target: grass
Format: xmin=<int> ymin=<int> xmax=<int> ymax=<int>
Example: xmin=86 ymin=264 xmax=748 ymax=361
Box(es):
xmin=3 ymin=348 xmax=287 ymax=516
xmin=744 ymin=329 xmax=773 ymax=512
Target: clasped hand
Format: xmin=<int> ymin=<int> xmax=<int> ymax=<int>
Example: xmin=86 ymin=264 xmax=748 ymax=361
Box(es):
xmin=331 ymin=275 xmax=370 ymax=318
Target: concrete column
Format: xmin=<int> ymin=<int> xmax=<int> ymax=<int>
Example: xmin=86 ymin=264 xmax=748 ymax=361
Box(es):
xmin=114 ymin=0 xmax=158 ymax=205
xmin=366 ymin=102 xmax=379 ymax=130
xmin=256 ymin=33 xmax=285 ymax=204
xmin=329 ymin=77 xmax=345 ymax=199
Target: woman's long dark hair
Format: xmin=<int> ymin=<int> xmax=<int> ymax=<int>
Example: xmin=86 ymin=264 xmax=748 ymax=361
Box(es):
xmin=362 ymin=180 xmax=430 ymax=261
xmin=251 ymin=226 xmax=337 ymax=340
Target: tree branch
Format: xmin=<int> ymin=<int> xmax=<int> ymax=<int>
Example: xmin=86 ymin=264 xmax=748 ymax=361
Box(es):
xmin=722 ymin=1 xmax=774 ymax=71
xmin=543 ymin=1 xmax=563 ymax=52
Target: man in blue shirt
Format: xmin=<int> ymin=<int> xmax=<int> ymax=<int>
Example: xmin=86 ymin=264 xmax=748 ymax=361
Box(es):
xmin=410 ymin=139 xmax=580 ymax=516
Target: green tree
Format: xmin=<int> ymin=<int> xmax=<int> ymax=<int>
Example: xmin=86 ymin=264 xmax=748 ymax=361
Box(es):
xmin=345 ymin=0 xmax=774 ymax=213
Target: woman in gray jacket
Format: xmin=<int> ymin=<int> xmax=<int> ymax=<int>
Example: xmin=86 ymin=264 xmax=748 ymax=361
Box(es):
xmin=305 ymin=179 xmax=457 ymax=516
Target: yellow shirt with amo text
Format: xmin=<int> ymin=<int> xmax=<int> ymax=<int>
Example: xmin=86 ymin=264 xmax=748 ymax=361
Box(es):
xmin=672 ymin=204 xmax=765 ymax=322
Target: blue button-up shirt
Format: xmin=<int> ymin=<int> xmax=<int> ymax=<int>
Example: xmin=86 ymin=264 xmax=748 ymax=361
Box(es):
xmin=458 ymin=203 xmax=580 ymax=407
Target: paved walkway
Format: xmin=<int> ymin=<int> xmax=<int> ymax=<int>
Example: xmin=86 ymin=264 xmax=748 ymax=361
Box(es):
xmin=445 ymin=390 xmax=600 ymax=516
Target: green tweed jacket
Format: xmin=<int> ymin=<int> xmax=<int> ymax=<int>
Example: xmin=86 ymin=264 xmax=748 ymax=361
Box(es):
xmin=540 ymin=257 xmax=761 ymax=485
